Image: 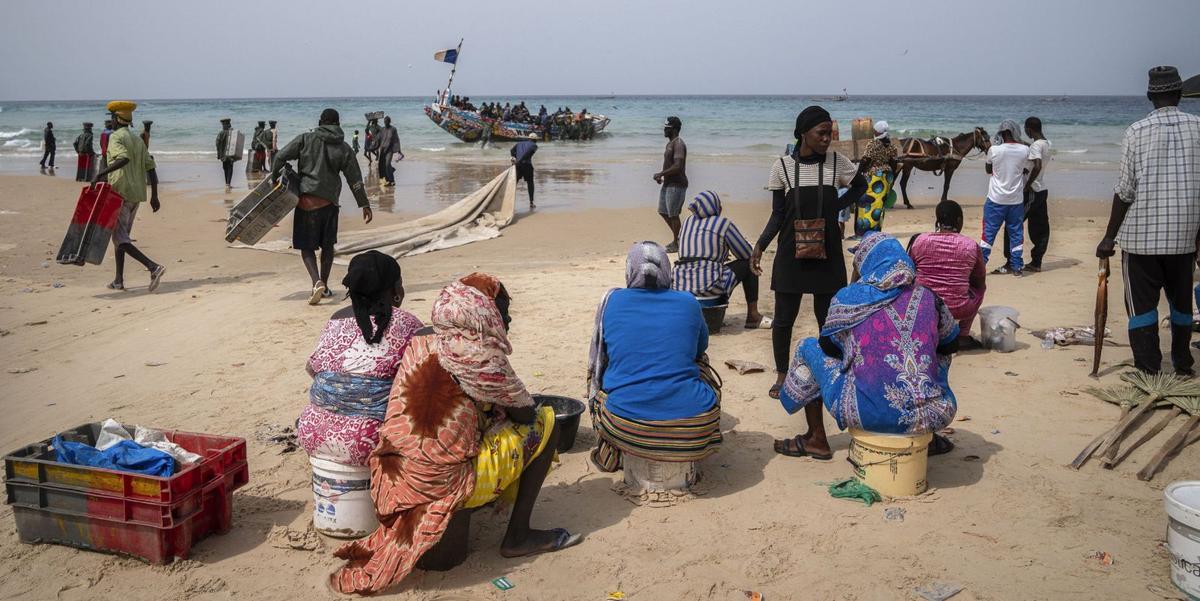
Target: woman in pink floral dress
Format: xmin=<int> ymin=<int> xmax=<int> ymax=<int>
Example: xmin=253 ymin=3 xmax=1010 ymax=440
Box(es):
xmin=297 ymin=251 xmax=423 ymax=465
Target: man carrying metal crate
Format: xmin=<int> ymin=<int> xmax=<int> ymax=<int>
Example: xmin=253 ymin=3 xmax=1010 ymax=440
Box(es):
xmin=270 ymin=108 xmax=373 ymax=305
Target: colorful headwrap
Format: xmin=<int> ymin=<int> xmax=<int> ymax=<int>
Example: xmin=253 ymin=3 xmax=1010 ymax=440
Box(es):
xmin=821 ymin=232 xmax=916 ymax=337
xmin=106 ymin=100 xmax=137 ymax=125
xmin=432 ymin=273 xmax=533 ymax=408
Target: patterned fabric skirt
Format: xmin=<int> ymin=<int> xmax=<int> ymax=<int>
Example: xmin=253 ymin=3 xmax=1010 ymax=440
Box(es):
xmin=855 ymin=168 xmax=895 ymax=236
xmin=590 ymin=392 xmax=722 ymax=471
xmin=296 ymin=403 xmax=381 ymax=466
xmin=463 ymin=405 xmax=556 ymax=509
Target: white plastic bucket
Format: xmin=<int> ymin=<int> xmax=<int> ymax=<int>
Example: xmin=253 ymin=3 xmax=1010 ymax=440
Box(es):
xmin=1165 ymin=481 xmax=1200 ymax=599
xmin=623 ymin=455 xmax=698 ymax=495
xmin=310 ymin=456 xmax=377 ymax=539
xmin=978 ymin=306 xmax=1020 ymax=352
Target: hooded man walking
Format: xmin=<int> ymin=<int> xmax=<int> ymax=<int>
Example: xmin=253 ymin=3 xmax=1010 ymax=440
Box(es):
xmin=271 ymin=108 xmax=373 ymax=305
xmin=90 ymin=101 xmax=166 ymax=292
xmin=40 ymin=122 xmax=56 ymax=169
xmin=73 ymin=122 xmax=96 ymax=182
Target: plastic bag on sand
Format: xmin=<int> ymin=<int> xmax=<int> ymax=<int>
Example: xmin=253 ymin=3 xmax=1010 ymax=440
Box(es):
xmin=94 ymin=418 xmax=202 ymax=465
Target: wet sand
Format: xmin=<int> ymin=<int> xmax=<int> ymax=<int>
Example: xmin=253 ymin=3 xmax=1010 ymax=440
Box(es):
xmin=0 ymin=169 xmax=1190 ymax=601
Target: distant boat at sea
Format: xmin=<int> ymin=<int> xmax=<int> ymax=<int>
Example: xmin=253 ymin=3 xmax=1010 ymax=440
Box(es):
xmin=424 ymin=103 xmax=611 ymax=143
xmin=812 ymin=88 xmax=849 ymax=102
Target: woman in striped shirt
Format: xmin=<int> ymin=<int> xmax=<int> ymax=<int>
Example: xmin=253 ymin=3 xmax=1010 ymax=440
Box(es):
xmin=672 ymin=191 xmax=766 ymax=328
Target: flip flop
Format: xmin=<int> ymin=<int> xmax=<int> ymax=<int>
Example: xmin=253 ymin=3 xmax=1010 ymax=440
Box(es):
xmin=773 ymin=435 xmax=833 ymax=460
xmin=148 ymin=266 xmax=166 ymax=292
xmin=768 ymin=383 xmax=782 ymax=399
xmin=745 ymin=316 xmax=774 ymax=330
xmin=500 ymin=528 xmax=583 ymax=558
xmin=309 ymin=281 xmax=326 ymax=305
xmin=106 ymin=282 xmax=125 ymax=290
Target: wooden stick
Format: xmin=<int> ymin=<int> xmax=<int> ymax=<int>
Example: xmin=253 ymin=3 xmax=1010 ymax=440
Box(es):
xmin=1104 ymin=407 xmax=1181 ymax=467
xmin=1070 ymin=407 xmax=1128 ymax=469
xmin=1095 ymin=398 xmax=1156 ymax=458
xmin=1091 ymin=258 xmax=1109 ymax=377
xmin=1137 ymin=414 xmax=1200 ymax=481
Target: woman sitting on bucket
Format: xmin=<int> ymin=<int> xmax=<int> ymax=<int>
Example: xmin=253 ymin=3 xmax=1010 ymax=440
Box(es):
xmin=672 ymin=190 xmax=767 ymax=329
xmin=776 ymin=232 xmax=958 ymax=459
xmin=330 ymin=273 xmax=579 ymax=595
xmin=588 ymin=241 xmax=722 ymax=472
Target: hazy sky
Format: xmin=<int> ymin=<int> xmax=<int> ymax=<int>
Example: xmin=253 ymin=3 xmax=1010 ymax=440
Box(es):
xmin=2 ymin=0 xmax=1197 ymax=100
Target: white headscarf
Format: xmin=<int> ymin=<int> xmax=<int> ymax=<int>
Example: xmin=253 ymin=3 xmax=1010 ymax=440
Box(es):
xmin=874 ymin=120 xmax=890 ymax=139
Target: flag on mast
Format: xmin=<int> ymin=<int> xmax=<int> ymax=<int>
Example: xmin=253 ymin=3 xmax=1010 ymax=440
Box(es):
xmin=433 ymin=48 xmax=459 ymax=64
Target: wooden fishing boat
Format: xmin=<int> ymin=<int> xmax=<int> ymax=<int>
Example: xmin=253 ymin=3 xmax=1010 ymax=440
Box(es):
xmin=424 ymin=39 xmax=610 ymax=143
xmin=424 ymin=103 xmax=610 ymax=143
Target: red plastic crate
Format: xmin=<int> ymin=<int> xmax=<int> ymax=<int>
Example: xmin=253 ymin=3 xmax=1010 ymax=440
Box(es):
xmin=4 ymin=423 xmax=247 ymax=504
xmin=9 ymin=478 xmax=234 ymax=564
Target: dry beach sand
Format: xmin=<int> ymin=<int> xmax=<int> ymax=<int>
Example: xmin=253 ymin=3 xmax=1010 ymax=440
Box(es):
xmin=0 ymin=166 xmax=1195 ymax=601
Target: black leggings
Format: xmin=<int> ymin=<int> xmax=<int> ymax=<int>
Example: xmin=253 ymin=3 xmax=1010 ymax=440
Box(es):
xmin=727 ymin=259 xmax=759 ymax=303
xmin=222 ymin=160 xmax=233 ymax=186
xmin=772 ymin=291 xmax=833 ymax=373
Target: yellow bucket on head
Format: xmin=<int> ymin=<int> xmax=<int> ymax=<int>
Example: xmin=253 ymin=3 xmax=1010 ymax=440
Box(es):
xmin=848 ymin=429 xmax=932 ymax=498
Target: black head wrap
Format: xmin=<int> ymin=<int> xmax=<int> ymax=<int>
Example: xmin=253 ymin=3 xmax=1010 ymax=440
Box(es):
xmin=793 ymin=105 xmax=832 ymax=139
xmin=342 ymin=251 xmax=402 ymax=345
xmin=319 ymin=108 xmax=340 ymax=126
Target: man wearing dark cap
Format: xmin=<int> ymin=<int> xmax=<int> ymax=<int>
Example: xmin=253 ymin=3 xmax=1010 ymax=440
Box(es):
xmin=271 ymin=108 xmax=372 ymax=305
xmin=73 ymin=122 xmax=95 ymax=182
xmin=216 ymin=118 xmax=235 ymax=191
xmin=375 ymin=115 xmax=402 ymax=187
xmin=1097 ymin=66 xmax=1200 ymax=376
xmin=39 ymin=121 xmax=55 ymax=169
xmin=653 ymin=116 xmax=688 ymax=253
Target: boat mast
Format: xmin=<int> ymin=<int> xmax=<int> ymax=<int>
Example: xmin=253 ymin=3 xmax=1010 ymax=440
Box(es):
xmin=444 ymin=38 xmax=463 ymax=106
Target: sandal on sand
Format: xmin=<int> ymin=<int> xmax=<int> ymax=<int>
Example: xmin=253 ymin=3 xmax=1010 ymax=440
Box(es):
xmin=745 ymin=316 xmax=773 ymax=330
xmin=773 ymin=435 xmax=833 ymax=460
xmin=768 ymin=383 xmax=782 ymax=399
xmin=500 ymin=528 xmax=583 ymax=559
xmin=929 ymin=433 xmax=955 ymax=456
xmin=148 ymin=266 xmax=166 ymax=292
xmin=106 ymin=282 xmax=125 ymax=290
xmin=309 ymin=281 xmax=326 ymax=306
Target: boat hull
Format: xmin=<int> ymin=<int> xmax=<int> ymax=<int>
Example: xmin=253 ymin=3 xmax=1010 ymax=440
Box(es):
xmin=424 ymin=105 xmax=610 ymax=143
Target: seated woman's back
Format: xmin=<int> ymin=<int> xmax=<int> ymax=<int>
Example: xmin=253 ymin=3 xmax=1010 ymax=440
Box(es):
xmin=309 ymin=307 xmax=424 ymax=378
xmin=908 ymin=231 xmax=980 ymax=309
xmin=601 ymin=287 xmax=716 ymax=421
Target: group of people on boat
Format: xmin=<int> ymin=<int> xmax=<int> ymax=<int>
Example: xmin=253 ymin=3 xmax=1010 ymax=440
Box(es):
xmin=446 ymin=94 xmax=598 ymax=141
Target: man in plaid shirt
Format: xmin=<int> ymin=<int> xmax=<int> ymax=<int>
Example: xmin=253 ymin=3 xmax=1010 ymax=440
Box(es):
xmin=1097 ymin=66 xmax=1200 ymax=375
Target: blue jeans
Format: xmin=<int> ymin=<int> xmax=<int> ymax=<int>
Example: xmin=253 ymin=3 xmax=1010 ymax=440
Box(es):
xmin=979 ymin=199 xmax=1024 ymax=271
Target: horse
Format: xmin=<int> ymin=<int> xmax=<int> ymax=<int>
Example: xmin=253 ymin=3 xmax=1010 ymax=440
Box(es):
xmin=894 ymin=127 xmax=990 ymax=207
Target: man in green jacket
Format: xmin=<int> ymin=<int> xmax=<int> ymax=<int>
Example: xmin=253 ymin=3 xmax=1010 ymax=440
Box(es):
xmin=216 ymin=118 xmax=235 ymax=191
xmin=250 ymin=121 xmax=266 ymax=173
xmin=271 ymin=108 xmax=373 ymax=305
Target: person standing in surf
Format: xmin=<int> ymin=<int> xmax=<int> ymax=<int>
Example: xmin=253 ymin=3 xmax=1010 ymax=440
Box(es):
xmin=215 ymin=118 xmax=235 ymax=191
xmin=653 ymin=116 xmax=688 ymax=253
xmin=271 ymin=108 xmax=373 ymax=305
xmin=39 ymin=122 xmax=56 ymax=169
xmin=90 ymin=101 xmax=166 ymax=292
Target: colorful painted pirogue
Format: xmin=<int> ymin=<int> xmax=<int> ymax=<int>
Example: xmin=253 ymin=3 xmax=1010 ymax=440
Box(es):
xmin=424 ymin=103 xmax=611 ymax=143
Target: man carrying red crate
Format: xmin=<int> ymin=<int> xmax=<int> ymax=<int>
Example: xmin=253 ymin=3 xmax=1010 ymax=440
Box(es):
xmin=90 ymin=100 xmax=167 ymax=292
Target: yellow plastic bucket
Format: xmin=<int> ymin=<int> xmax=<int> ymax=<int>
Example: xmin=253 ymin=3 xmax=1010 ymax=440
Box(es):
xmin=848 ymin=429 xmax=932 ymax=497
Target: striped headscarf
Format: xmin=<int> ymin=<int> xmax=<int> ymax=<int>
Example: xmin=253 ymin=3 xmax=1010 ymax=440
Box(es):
xmin=673 ymin=191 xmax=754 ymax=298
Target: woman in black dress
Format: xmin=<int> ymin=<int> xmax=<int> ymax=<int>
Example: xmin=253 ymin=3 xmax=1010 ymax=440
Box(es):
xmin=752 ymin=106 xmax=868 ymax=459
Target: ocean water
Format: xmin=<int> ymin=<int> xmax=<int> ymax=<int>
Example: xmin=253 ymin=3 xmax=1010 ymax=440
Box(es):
xmin=0 ymin=95 xmax=1159 ymax=168
xmin=0 ymin=95 xmax=1176 ymax=212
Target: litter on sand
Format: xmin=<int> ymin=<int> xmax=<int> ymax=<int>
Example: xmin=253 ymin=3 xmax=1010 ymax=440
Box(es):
xmin=828 ymin=478 xmax=882 ymax=506
xmin=724 ymin=359 xmax=768 ymax=375
xmin=491 ymin=577 xmax=514 ymax=591
xmin=883 ymin=506 xmax=906 ymax=522
xmin=1030 ymin=326 xmax=1112 ymax=347
xmin=915 ymin=581 xmax=964 ymax=601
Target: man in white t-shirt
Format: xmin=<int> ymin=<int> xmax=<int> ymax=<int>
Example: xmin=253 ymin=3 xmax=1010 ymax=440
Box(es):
xmin=979 ymin=119 xmax=1031 ymax=276
xmin=1002 ymin=117 xmax=1052 ymax=271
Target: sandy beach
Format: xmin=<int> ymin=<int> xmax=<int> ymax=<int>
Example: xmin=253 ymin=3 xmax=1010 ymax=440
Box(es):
xmin=0 ymin=165 xmax=1194 ymax=601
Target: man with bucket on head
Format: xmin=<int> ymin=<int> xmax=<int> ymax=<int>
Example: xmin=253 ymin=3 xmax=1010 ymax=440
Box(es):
xmin=90 ymin=101 xmax=167 ymax=292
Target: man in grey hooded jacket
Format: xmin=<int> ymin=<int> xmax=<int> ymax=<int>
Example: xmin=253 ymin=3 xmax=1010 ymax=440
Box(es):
xmin=271 ymin=108 xmax=373 ymax=305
